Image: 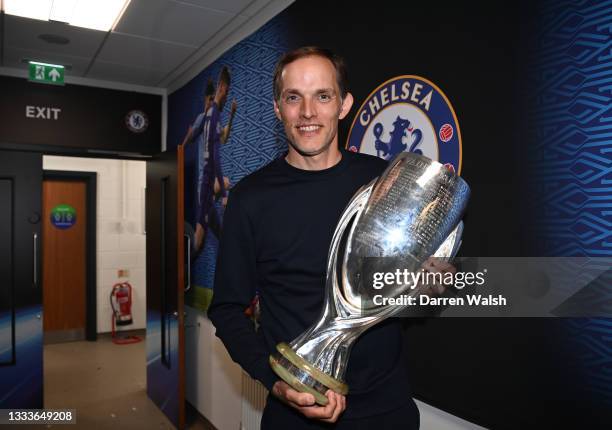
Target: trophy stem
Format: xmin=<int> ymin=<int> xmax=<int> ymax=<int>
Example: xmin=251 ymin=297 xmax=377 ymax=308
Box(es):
xmin=269 ymin=342 xmax=348 ymax=406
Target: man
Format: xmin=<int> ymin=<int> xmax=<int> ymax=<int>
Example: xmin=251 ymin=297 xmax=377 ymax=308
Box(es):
xmin=209 ymin=47 xmax=451 ymax=428
xmin=181 ymin=68 xmax=237 ymax=252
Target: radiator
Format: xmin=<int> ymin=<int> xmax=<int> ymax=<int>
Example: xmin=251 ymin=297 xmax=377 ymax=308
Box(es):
xmin=240 ymin=372 xmax=268 ymax=430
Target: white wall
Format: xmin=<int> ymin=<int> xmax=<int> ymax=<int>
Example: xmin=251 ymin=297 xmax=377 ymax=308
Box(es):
xmin=417 ymin=400 xmax=486 ymax=430
xmin=185 ymin=306 xmax=243 ymax=430
xmin=42 ymin=155 xmax=147 ymax=333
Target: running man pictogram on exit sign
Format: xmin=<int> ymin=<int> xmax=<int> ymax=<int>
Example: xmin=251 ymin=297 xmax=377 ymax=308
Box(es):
xmin=29 ymin=61 xmax=65 ymax=86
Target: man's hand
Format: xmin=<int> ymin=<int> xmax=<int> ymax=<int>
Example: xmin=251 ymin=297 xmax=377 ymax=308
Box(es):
xmin=422 ymin=257 xmax=457 ymax=295
xmin=272 ymin=380 xmax=346 ymax=423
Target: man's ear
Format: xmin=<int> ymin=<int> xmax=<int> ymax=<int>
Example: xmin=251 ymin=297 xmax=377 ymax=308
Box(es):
xmin=273 ymin=99 xmax=282 ymax=121
xmin=339 ymin=92 xmax=354 ymax=120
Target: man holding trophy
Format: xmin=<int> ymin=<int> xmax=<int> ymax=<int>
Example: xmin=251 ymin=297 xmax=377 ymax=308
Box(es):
xmin=209 ymin=47 xmax=465 ymax=429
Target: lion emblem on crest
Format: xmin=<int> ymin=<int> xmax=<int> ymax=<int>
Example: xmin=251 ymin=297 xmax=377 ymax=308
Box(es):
xmin=373 ymin=116 xmax=423 ymax=160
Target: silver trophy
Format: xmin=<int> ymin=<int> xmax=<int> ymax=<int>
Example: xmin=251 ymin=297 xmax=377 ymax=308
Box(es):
xmin=269 ymin=152 xmax=470 ymax=405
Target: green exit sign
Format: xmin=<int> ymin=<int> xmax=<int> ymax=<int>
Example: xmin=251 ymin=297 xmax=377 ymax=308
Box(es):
xmin=28 ymin=61 xmax=65 ymax=86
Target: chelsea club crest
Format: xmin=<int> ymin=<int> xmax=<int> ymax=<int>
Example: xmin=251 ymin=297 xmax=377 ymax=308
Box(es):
xmin=125 ymin=109 xmax=149 ymax=134
xmin=346 ymin=75 xmax=462 ymax=174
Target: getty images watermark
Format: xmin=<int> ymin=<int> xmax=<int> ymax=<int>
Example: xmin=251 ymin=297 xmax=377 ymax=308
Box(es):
xmin=358 ymin=257 xmax=612 ymax=318
xmin=369 ymin=267 xmax=507 ymax=307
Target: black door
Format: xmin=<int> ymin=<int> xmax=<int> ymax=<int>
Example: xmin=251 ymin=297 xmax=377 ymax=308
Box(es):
xmin=146 ymin=147 xmax=185 ymax=429
xmin=0 ymin=150 xmax=43 ymax=408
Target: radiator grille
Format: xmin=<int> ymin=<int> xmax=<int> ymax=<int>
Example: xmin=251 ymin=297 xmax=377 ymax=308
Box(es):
xmin=240 ymin=372 xmax=267 ymax=430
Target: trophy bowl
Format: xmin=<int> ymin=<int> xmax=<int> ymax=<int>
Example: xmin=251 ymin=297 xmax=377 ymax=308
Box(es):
xmin=269 ymin=152 xmax=470 ymax=404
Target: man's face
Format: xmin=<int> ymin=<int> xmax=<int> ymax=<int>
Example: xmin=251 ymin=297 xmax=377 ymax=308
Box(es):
xmin=217 ymin=82 xmax=228 ymax=110
xmin=274 ymin=55 xmax=352 ymax=157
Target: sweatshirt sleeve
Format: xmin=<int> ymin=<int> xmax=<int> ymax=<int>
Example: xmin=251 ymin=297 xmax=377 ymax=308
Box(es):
xmin=208 ymin=189 xmax=278 ymax=390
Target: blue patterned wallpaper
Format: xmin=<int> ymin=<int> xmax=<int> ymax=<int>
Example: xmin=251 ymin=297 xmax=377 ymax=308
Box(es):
xmin=528 ymin=0 xmax=612 ymax=406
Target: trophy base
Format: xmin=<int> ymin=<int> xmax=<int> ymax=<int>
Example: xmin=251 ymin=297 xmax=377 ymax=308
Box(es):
xmin=269 ymin=342 xmax=348 ymax=406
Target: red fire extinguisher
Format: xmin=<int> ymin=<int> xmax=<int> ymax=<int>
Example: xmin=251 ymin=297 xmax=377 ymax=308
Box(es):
xmin=110 ymin=282 xmax=141 ymax=345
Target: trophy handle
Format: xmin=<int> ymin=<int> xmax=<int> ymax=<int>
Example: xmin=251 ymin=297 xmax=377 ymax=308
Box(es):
xmin=325 ymin=179 xmax=380 ymax=320
xmin=433 ymin=220 xmax=464 ymax=261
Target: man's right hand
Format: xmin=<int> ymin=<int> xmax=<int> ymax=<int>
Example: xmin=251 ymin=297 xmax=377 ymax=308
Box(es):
xmin=271 ymin=380 xmax=346 ymax=423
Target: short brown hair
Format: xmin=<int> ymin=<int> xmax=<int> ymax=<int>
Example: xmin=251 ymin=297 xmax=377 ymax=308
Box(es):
xmin=273 ymin=46 xmax=348 ymax=101
xmin=204 ymin=77 xmax=215 ymax=97
xmin=219 ymin=65 xmax=231 ymax=88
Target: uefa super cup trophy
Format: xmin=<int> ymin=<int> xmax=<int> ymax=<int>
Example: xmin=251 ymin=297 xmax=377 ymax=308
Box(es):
xmin=269 ymin=152 xmax=470 ymax=405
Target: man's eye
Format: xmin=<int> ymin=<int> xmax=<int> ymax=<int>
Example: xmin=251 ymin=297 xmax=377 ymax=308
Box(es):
xmin=285 ymin=95 xmax=299 ymax=103
xmin=318 ymin=93 xmax=332 ymax=102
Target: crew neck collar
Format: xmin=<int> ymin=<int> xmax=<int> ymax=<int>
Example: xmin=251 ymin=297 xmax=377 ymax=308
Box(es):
xmin=278 ymin=150 xmax=350 ymax=179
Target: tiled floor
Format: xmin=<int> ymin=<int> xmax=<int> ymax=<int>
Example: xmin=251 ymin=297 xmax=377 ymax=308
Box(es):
xmin=37 ymin=334 xmax=213 ymax=430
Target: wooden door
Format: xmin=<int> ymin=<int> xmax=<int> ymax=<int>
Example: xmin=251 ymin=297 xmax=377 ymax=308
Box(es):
xmin=42 ymin=179 xmax=87 ymax=342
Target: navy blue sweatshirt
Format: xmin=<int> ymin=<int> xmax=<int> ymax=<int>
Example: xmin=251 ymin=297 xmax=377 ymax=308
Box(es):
xmin=208 ymin=150 xmax=413 ymax=419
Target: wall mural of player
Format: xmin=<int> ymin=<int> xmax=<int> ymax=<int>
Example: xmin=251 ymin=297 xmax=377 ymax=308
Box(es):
xmin=168 ymin=17 xmax=296 ymax=312
xmin=181 ymin=67 xmax=237 ymax=256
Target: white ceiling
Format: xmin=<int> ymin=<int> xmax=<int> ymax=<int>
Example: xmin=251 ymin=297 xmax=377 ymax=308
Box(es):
xmin=0 ymin=0 xmax=292 ymax=90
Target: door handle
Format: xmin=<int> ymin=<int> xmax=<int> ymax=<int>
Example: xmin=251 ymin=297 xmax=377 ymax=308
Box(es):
xmin=184 ymin=233 xmax=191 ymax=293
xmin=33 ymin=232 xmax=38 ymax=288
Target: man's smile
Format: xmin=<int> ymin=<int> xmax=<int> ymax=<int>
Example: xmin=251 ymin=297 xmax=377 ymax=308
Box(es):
xmin=297 ymin=124 xmax=322 ymax=132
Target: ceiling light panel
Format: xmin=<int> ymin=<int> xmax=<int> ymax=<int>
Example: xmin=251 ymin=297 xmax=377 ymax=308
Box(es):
xmin=50 ymin=0 xmax=78 ymax=23
xmin=3 ymin=0 xmax=131 ymax=31
xmin=70 ymin=0 xmax=130 ymax=31
xmin=4 ymin=0 xmax=53 ymax=21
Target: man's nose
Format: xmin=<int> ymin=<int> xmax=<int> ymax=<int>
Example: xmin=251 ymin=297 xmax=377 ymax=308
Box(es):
xmin=300 ymin=97 xmax=316 ymax=119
